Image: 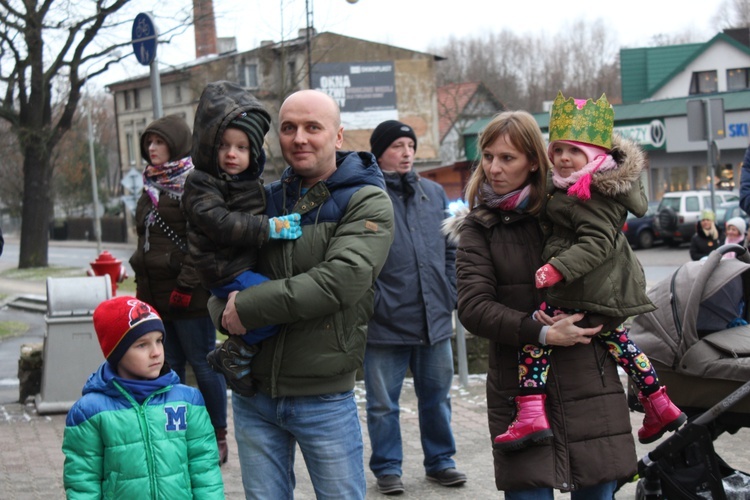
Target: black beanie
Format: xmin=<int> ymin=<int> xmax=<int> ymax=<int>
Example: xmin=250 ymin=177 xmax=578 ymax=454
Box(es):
xmin=227 ymin=111 xmax=271 ymax=173
xmin=370 ymin=120 xmax=417 ymax=160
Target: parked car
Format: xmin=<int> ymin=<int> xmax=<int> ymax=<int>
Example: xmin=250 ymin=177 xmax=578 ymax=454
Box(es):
xmin=715 ymin=201 xmax=750 ymax=239
xmin=654 ymin=190 xmax=739 ymax=247
xmin=622 ymin=201 xmax=660 ymax=249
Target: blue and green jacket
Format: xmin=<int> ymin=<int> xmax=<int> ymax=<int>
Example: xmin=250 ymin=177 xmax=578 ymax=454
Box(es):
xmin=62 ymin=362 xmax=224 ymax=499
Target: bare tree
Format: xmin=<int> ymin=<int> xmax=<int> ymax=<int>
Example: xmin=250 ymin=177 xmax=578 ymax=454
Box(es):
xmin=713 ymin=0 xmax=750 ymax=30
xmin=432 ymin=18 xmax=626 ymax=113
xmin=51 ymin=91 xmax=117 ymax=217
xmin=0 ymin=0 xmax=191 ymax=268
xmin=0 ymin=120 xmax=23 ymax=218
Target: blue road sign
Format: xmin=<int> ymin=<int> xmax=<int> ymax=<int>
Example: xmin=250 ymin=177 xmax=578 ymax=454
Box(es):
xmin=132 ymin=13 xmax=157 ymax=66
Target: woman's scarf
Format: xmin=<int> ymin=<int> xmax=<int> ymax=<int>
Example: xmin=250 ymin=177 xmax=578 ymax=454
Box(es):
xmin=723 ymin=233 xmax=744 ymax=259
xmin=552 ymin=154 xmax=617 ymax=200
xmin=142 ymin=157 xmax=194 ymax=207
xmin=141 ymin=156 xmax=193 ymax=252
xmin=699 ymin=222 xmax=720 ymax=243
xmin=480 ymin=182 xmax=531 ymax=212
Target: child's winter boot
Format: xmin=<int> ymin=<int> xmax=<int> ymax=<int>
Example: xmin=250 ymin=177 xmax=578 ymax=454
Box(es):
xmin=206 ymin=336 xmax=259 ymax=397
xmin=493 ymin=394 xmax=554 ymax=452
xmin=637 ymin=386 xmax=687 ymax=444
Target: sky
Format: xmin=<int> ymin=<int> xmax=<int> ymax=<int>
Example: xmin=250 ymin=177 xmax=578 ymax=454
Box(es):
xmin=101 ymin=0 xmax=726 ymax=88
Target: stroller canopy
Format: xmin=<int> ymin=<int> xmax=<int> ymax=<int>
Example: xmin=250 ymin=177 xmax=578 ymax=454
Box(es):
xmin=630 ymin=247 xmax=750 ymax=381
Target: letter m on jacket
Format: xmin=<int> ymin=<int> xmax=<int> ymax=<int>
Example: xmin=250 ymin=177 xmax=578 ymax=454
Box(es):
xmin=164 ymin=405 xmax=188 ymax=431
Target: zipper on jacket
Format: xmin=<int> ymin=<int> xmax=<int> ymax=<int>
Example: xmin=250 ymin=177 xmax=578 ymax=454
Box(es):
xmin=594 ymin=341 xmax=608 ymax=387
xmin=547 ymin=353 xmax=572 ymax=490
xmin=669 ymin=265 xmax=684 ymax=370
xmin=115 ymin=381 xmax=170 ymax=499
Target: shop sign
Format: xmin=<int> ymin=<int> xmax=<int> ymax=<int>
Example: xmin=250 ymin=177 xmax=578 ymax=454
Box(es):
xmin=614 ymin=120 xmax=666 ymax=149
xmin=728 ymin=122 xmax=749 ymax=137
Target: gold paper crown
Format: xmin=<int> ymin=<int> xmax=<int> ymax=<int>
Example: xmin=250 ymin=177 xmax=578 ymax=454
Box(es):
xmin=548 ymin=92 xmax=614 ymax=149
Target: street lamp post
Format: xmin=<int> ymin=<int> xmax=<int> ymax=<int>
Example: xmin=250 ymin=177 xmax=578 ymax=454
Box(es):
xmin=305 ymin=0 xmax=314 ymax=89
xmin=304 ymin=0 xmax=359 ymax=89
xmin=86 ymin=105 xmax=103 ymax=255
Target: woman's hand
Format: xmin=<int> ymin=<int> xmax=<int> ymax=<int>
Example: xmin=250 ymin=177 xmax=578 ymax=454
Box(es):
xmin=544 ymin=313 xmax=602 ymax=347
xmin=221 ymin=291 xmax=248 ymax=335
xmin=534 ymin=308 xmax=571 ymax=326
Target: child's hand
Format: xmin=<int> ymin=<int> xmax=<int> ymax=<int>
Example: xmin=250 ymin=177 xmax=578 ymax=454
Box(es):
xmin=269 ymin=214 xmax=302 ymax=240
xmin=535 ymin=264 xmax=563 ymax=289
xmin=169 ymin=287 xmax=193 ymax=309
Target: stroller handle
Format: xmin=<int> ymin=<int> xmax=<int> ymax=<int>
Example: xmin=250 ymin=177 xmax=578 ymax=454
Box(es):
xmin=716 ymin=243 xmax=748 ymax=259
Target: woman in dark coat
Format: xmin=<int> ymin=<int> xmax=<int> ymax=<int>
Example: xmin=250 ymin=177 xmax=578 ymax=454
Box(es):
xmin=690 ymin=209 xmax=722 ymax=261
xmin=448 ymin=111 xmax=637 ymax=498
xmin=128 ymin=114 xmax=229 ymax=465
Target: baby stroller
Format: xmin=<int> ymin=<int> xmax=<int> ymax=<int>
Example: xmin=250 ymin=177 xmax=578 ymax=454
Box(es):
xmin=626 ymin=244 xmax=750 ymax=499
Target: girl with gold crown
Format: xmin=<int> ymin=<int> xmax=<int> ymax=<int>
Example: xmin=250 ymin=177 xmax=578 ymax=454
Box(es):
xmin=493 ymin=92 xmax=686 ymax=453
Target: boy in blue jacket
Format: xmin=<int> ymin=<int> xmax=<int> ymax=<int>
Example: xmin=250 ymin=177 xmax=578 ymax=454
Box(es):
xmin=62 ymin=296 xmax=224 ymax=499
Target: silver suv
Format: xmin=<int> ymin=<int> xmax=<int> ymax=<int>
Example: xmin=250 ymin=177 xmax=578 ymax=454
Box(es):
xmin=654 ymin=190 xmax=739 ymax=246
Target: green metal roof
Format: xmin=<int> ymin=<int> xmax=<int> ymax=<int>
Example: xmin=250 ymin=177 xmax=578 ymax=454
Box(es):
xmin=620 ymin=33 xmax=750 ymax=104
xmin=620 ymin=44 xmax=703 ymax=103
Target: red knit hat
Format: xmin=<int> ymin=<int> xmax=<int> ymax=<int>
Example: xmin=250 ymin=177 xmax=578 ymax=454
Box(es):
xmin=93 ymin=296 xmax=165 ymax=367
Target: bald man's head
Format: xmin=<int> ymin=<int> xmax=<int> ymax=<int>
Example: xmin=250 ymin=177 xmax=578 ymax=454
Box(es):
xmin=278 ymin=90 xmax=345 ymax=186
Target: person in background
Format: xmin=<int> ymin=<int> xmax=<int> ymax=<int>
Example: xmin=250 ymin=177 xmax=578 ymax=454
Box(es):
xmin=690 ymin=209 xmax=722 ymax=261
xmin=183 ymin=81 xmax=301 ymax=397
xmin=449 ymin=110 xmax=637 ymax=498
xmin=739 ymin=144 xmax=750 ymax=214
xmin=723 ymin=216 xmax=747 ymax=259
xmin=128 ymin=114 xmax=229 ymax=465
xmin=364 ymin=119 xmax=466 ymax=495
xmin=62 ymin=296 xmax=224 ymax=499
xmin=208 ymin=90 xmax=394 ymax=499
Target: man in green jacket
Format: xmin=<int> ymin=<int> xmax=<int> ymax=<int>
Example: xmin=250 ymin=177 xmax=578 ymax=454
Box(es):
xmin=209 ymin=89 xmax=394 ymax=499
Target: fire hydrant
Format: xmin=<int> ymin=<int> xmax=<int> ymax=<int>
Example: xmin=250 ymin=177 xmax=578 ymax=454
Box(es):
xmin=88 ymin=251 xmax=128 ymax=296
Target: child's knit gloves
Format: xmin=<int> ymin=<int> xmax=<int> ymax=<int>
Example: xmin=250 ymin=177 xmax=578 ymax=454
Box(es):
xmin=169 ymin=287 xmax=193 ymax=309
xmin=535 ymin=264 xmax=563 ymax=289
xmin=268 ymin=214 xmax=302 ymax=240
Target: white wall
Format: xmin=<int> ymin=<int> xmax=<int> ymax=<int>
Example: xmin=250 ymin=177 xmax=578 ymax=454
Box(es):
xmin=652 ymin=39 xmax=750 ymax=99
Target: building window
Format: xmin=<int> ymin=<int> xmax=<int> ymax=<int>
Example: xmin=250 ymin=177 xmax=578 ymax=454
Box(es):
xmin=239 ymin=63 xmax=258 ymax=88
xmin=126 ymin=132 xmax=135 ymax=166
xmin=124 ymin=92 xmax=131 ymax=110
xmin=692 ymin=165 xmax=712 ymax=190
xmin=689 ymin=70 xmax=718 ymax=95
xmin=175 ymin=85 xmax=182 ymax=103
xmin=133 ymin=89 xmax=140 ymax=109
xmin=727 ymin=67 xmax=750 ymax=91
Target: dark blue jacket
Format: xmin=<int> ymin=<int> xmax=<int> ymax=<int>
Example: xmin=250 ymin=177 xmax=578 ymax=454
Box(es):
xmin=367 ymin=170 xmax=457 ymax=346
xmin=740 ymin=145 xmax=750 ymax=214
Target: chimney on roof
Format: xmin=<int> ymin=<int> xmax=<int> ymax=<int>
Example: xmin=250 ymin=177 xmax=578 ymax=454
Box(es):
xmin=723 ymin=27 xmax=750 ymax=47
xmin=194 ymin=0 xmax=218 ymax=58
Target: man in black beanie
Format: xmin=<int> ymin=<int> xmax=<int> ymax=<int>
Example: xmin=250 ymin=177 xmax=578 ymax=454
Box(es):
xmin=364 ymin=120 xmax=467 ymax=494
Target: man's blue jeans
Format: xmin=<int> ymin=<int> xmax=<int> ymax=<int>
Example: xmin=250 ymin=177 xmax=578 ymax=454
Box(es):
xmin=363 ymin=339 xmax=456 ymax=477
xmin=504 ymin=480 xmax=617 ymax=500
xmin=163 ymin=316 xmax=227 ymax=429
xmin=232 ymin=390 xmax=366 ymax=500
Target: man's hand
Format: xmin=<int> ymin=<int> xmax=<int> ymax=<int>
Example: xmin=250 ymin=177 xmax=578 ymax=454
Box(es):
xmin=221 ymin=291 xmax=248 ymax=335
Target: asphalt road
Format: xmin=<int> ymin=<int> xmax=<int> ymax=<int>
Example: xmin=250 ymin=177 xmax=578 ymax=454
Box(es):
xmin=0 ymin=238 xmax=693 ymax=289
